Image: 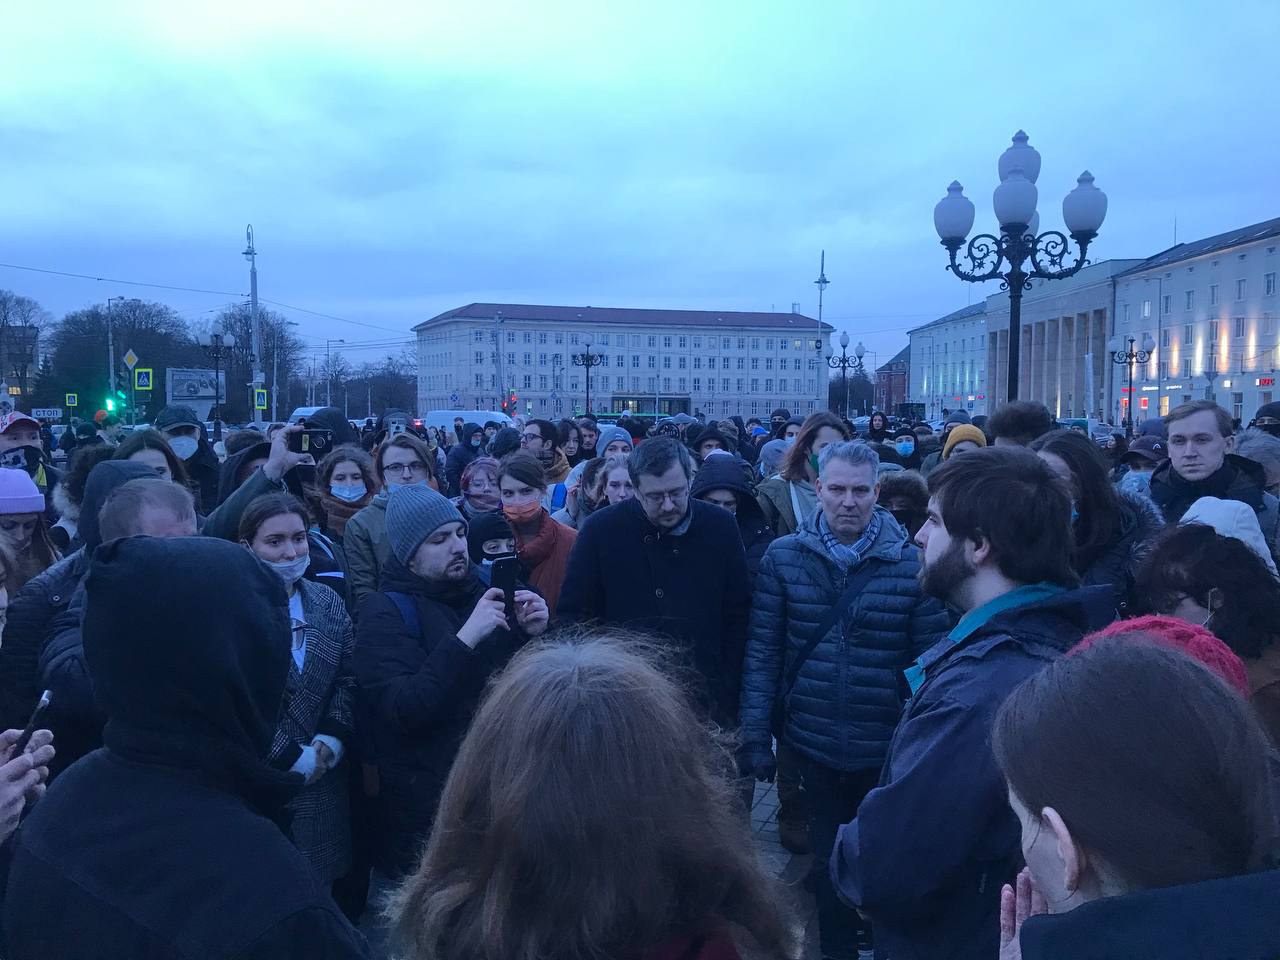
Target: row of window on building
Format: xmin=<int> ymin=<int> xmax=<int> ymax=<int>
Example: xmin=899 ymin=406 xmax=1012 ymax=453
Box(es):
xmin=468 ymin=351 xmax=814 ymax=372
xmin=453 ymin=330 xmax=825 ymax=351
xmin=1123 ymin=274 xmax=1277 ymax=324
xmin=458 ymin=374 xmax=818 ymax=394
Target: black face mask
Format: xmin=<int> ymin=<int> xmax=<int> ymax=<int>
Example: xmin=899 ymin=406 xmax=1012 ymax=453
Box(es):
xmin=0 ymin=444 xmax=43 ymax=476
xmin=1256 ymin=422 xmax=1280 ymax=438
xmin=890 ymin=508 xmax=925 ymax=536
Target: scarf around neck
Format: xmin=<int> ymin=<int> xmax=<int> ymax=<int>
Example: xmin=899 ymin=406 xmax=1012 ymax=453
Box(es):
xmin=819 ymin=509 xmax=882 ymax=570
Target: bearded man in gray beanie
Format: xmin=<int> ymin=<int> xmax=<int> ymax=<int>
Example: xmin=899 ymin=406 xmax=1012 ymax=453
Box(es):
xmin=354 ymin=484 xmax=548 ymax=887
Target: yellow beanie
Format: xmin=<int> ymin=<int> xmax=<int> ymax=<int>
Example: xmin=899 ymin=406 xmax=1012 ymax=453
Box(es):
xmin=943 ymin=424 xmax=988 ymax=460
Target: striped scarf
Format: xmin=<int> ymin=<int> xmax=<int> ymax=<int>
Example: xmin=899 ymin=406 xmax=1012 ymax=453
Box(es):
xmin=818 ymin=509 xmax=881 ymax=570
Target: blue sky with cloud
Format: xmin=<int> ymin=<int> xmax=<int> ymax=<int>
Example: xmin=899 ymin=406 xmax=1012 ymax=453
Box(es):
xmin=2 ymin=0 xmax=1276 ymax=367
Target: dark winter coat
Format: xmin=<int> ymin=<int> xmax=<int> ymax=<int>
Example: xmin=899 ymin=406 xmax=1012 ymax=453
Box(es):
xmin=1078 ymin=489 xmax=1165 ymax=613
xmin=3 ymin=537 xmax=369 ymax=959
xmin=186 ymin=441 xmax=222 ymax=515
xmin=1019 ymin=869 xmax=1280 ymax=960
xmin=739 ymin=508 xmax=950 ymax=772
xmin=832 ymin=586 xmax=1115 ymax=960
xmin=558 ymin=497 xmax=752 ymax=726
xmin=443 ymin=422 xmax=483 ymax=496
xmin=0 ymin=460 xmax=153 ymax=732
xmin=690 ymin=456 xmax=775 ymax=582
xmin=354 ymin=558 xmax=528 ymax=878
xmin=1149 ymin=453 xmax=1280 ymax=563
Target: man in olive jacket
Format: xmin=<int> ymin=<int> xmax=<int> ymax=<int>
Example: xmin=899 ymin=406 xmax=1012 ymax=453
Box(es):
xmin=739 ymin=440 xmax=949 ymax=959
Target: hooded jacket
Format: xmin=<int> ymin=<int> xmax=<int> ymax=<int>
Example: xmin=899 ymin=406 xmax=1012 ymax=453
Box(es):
xmin=1017 ymin=869 xmax=1280 ymax=960
xmin=354 ymin=556 xmax=529 ymax=878
xmin=739 ymin=508 xmax=949 ymax=772
xmin=3 ymin=537 xmax=368 ymax=959
xmin=557 ymin=497 xmax=752 ymax=726
xmin=1150 ymin=454 xmax=1280 ymax=564
xmin=444 ymin=422 xmax=483 ymax=496
xmin=0 ymin=460 xmax=153 ymax=732
xmin=690 ymin=456 xmax=775 ymax=581
xmin=1078 ymin=488 xmax=1167 ymax=613
xmin=832 ymin=586 xmax=1115 ymax=960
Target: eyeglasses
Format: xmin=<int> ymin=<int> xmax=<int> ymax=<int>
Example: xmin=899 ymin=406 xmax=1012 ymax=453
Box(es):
xmin=521 ymin=432 xmax=543 ymax=443
xmin=638 ymin=486 xmax=690 ymax=508
xmin=385 ymin=460 xmax=427 ymax=476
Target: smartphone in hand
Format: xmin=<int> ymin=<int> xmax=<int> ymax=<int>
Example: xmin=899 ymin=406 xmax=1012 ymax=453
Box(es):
xmin=13 ymin=690 xmax=51 ymax=756
xmin=490 ymin=556 xmax=519 ymax=625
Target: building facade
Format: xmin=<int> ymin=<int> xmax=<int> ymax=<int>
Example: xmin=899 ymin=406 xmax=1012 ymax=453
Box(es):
xmin=414 ymin=303 xmax=833 ymax=419
xmin=907 ymin=302 xmax=989 ymax=419
xmin=1110 ymin=217 xmax=1280 ymax=426
xmin=874 ymin=346 xmax=910 ymax=415
xmin=907 ymin=217 xmax=1280 ymax=425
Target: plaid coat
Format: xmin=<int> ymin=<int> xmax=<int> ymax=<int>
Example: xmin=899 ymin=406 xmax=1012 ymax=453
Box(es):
xmin=268 ymin=578 xmax=356 ymax=882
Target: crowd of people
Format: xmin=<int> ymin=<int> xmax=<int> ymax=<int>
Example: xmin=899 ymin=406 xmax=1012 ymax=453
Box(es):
xmin=0 ymin=395 xmax=1275 ymax=959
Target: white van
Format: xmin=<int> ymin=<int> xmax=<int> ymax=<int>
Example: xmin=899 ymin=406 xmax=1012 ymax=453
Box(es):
xmin=420 ymin=410 xmax=513 ymax=435
xmin=287 ymin=406 xmax=327 ymax=424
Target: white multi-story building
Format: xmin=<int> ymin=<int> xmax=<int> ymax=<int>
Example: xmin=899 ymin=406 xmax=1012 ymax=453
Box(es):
xmin=907 ymin=302 xmax=989 ymax=419
xmin=907 ymin=216 xmax=1280 ymax=424
xmin=1111 ymin=217 xmax=1280 ymax=425
xmin=414 ymin=302 xmax=833 ymax=419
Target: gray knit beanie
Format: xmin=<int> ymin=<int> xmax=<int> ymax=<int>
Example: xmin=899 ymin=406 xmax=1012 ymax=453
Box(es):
xmin=595 ymin=424 xmax=632 ymax=457
xmin=386 ymin=484 xmax=465 ymax=565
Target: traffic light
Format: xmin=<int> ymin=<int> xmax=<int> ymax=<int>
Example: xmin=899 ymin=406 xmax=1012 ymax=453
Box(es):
xmin=105 ymin=397 xmax=115 ymax=412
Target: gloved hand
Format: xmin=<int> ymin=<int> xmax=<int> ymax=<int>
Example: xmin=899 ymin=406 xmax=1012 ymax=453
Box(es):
xmin=738 ymin=744 xmax=777 ymax=783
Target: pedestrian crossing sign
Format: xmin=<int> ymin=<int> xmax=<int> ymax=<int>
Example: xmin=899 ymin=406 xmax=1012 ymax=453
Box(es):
xmin=134 ymin=368 xmax=153 ymax=391
xmin=254 ymin=388 xmax=268 ymax=411
xmin=65 ymin=393 xmax=78 ymax=407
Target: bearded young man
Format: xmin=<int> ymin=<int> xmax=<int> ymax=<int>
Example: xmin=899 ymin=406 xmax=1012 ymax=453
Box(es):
xmin=830 ymin=446 xmax=1114 ymax=960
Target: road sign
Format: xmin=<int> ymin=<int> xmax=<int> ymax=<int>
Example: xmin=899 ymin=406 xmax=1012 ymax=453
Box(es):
xmin=449 ymin=392 xmax=459 ymax=405
xmin=123 ymin=349 xmax=139 ymax=370
xmin=32 ymin=408 xmax=63 ymax=421
xmin=134 ymin=368 xmax=153 ymax=391
xmin=254 ymin=388 xmax=268 ymax=411
xmin=65 ymin=393 xmax=78 ymax=407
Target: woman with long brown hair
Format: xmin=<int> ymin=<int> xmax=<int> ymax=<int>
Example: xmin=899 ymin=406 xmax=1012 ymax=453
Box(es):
xmin=993 ymin=637 xmax=1280 ymax=959
xmin=387 ymin=634 xmax=798 ymax=960
xmin=754 ymin=411 xmax=849 ymax=537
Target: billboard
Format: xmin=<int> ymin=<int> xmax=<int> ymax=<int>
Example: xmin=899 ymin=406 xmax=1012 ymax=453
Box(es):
xmin=165 ymin=368 xmax=226 ymax=421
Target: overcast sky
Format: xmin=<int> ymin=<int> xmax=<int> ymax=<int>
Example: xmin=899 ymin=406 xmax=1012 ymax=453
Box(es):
xmin=3 ymin=0 xmax=1277 ymax=370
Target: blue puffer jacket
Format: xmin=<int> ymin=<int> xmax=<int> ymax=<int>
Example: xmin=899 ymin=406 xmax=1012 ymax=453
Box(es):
xmin=739 ymin=507 xmax=951 ymax=772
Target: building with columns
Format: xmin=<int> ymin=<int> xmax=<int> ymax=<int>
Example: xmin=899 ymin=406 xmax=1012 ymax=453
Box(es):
xmin=907 ymin=302 xmax=989 ymax=419
xmin=414 ymin=302 xmax=833 ymax=419
xmin=1111 ymin=217 xmax=1280 ymax=426
xmin=984 ymin=258 xmax=1143 ymax=419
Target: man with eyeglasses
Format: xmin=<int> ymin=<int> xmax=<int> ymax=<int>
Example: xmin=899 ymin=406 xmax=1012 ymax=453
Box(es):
xmin=520 ymin=419 xmax=570 ymax=485
xmin=346 ymin=433 xmax=440 ymax=605
xmin=559 ymin=438 xmax=751 ymax=730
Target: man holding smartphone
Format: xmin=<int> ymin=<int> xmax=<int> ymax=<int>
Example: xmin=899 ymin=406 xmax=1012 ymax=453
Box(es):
xmin=355 ymin=484 xmax=548 ymax=890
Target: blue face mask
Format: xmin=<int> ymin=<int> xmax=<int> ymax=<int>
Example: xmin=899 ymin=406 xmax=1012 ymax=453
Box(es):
xmin=1070 ymin=501 xmax=1080 ymax=525
xmin=471 ymin=437 xmax=482 ymax=448
xmin=895 ymin=440 xmax=915 ymax=457
xmin=330 ymin=482 xmax=367 ymax=503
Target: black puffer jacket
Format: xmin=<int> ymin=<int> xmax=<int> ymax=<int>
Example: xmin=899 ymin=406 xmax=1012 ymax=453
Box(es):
xmin=3 ymin=537 xmax=369 ymax=959
xmin=690 ymin=456 xmax=774 ymax=582
xmin=740 ymin=507 xmax=950 ymax=772
xmin=443 ymin=422 xmax=483 ymax=496
xmin=354 ymin=557 xmax=528 ymax=878
xmin=1079 ymin=489 xmax=1166 ymax=613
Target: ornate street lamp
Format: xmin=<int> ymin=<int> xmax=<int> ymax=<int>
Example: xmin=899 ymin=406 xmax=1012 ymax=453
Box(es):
xmin=1109 ymin=333 xmax=1155 ymax=438
xmin=199 ymin=327 xmax=237 ymax=440
xmin=934 ymin=131 xmax=1108 ymax=403
xmin=571 ymin=335 xmax=605 ymax=414
xmin=828 ymin=331 xmax=857 ymax=417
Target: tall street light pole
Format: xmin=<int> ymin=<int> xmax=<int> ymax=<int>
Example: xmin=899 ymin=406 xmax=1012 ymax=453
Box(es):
xmin=1109 ymin=334 xmax=1154 ymax=438
xmin=326 ymin=339 xmax=345 ymax=405
xmin=243 ymin=226 xmax=263 ymax=428
xmin=571 ymin=335 xmax=605 ymax=415
xmin=814 ymin=251 xmax=830 ymax=400
xmin=934 ymin=130 xmax=1108 ymax=403
xmin=106 ymin=297 xmax=126 ymax=414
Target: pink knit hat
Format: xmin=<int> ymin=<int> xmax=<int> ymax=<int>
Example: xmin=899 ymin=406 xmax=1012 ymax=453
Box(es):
xmin=1073 ymin=615 xmax=1250 ymax=698
xmin=0 ymin=468 xmax=45 ymax=515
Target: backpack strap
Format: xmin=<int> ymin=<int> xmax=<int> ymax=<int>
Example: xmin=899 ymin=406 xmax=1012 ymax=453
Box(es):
xmin=384 ymin=591 xmax=420 ymax=636
xmin=550 ymin=483 xmax=568 ymax=512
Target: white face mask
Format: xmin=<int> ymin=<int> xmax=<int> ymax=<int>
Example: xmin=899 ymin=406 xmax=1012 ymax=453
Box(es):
xmin=168 ymin=435 xmax=199 ymax=460
xmin=267 ymin=554 xmax=310 ymax=586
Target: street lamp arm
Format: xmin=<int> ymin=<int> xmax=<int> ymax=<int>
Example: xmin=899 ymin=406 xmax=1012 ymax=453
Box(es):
xmin=1028 ymin=229 xmax=1094 ymax=279
xmin=944 ymin=233 xmax=1007 ymax=283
